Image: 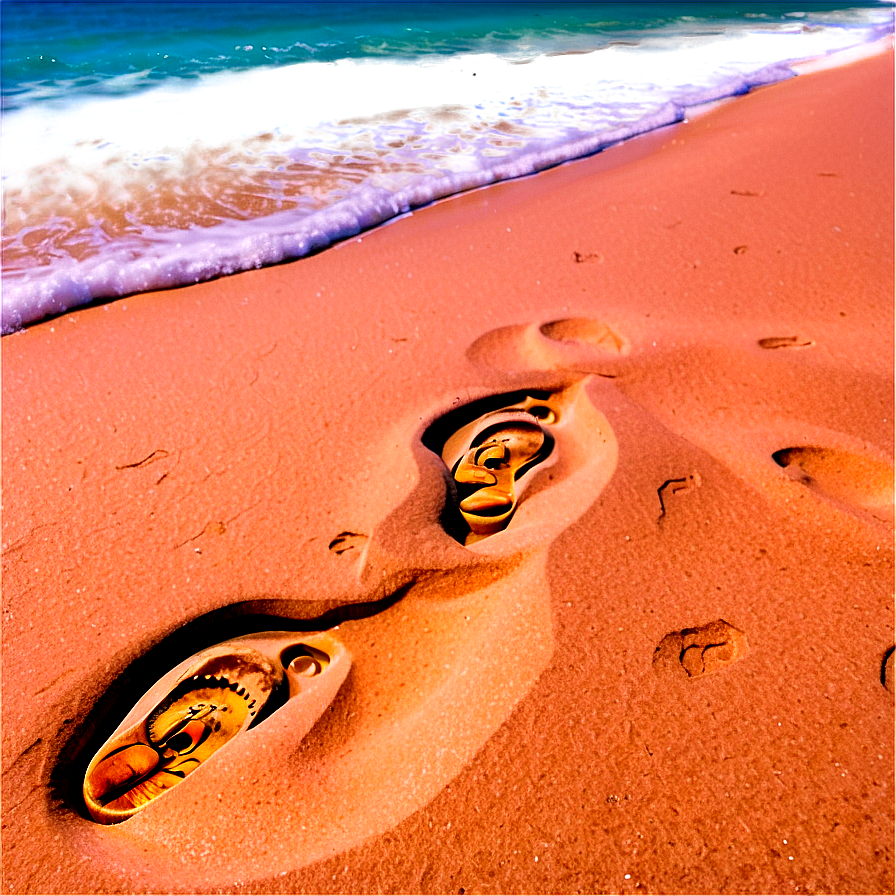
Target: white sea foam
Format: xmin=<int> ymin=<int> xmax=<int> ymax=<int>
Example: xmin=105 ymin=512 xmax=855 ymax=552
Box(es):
xmin=0 ymin=102 xmax=681 ymax=329
xmin=2 ymin=14 xmax=892 ymax=332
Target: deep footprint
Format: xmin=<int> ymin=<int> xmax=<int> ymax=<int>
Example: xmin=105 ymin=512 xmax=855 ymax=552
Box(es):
xmin=772 ymin=445 xmax=894 ymax=518
xmin=435 ymin=394 xmax=558 ymax=545
xmin=653 ymin=619 xmax=748 ymax=678
xmin=82 ymin=631 xmax=348 ymax=824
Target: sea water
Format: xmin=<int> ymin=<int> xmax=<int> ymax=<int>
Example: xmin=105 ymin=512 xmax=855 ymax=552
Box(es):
xmin=2 ymin=2 xmax=892 ymax=333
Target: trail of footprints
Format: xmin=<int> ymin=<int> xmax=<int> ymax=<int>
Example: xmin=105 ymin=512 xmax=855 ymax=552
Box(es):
xmin=77 ymin=385 xmax=574 ymax=822
xmin=72 ymin=316 xmax=894 ymax=829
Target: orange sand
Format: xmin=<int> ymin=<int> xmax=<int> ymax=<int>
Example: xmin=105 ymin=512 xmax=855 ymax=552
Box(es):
xmin=2 ymin=50 xmax=893 ymax=895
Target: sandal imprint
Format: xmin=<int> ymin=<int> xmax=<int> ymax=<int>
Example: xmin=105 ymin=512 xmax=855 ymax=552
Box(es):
xmin=439 ymin=396 xmax=559 ymax=543
xmin=83 ymin=631 xmax=345 ymax=824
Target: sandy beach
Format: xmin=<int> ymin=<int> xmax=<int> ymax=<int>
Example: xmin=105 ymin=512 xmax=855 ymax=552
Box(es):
xmin=1 ymin=47 xmax=893 ymax=895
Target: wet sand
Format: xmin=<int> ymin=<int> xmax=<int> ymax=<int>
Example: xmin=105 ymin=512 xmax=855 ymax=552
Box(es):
xmin=1 ymin=48 xmax=893 ymax=895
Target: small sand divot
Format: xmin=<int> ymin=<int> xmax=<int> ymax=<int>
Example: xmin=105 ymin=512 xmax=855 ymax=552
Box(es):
xmin=653 ymin=620 xmax=748 ymax=678
xmin=572 ymin=250 xmax=603 ymax=264
xmin=758 ymin=336 xmax=814 ymax=349
xmin=328 ymin=531 xmax=368 ymax=555
xmin=174 ymin=520 xmax=227 ymax=550
xmin=656 ymin=473 xmax=702 ymax=524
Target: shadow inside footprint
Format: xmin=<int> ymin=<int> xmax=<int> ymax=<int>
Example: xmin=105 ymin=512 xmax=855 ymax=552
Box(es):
xmin=425 ymin=392 xmax=559 ymax=545
xmin=772 ymin=445 xmax=894 ymax=520
xmin=653 ymin=619 xmax=748 ymax=679
xmin=79 ymin=631 xmax=350 ymax=824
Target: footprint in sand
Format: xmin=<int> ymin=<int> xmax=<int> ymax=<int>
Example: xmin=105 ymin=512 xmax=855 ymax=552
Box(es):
xmin=81 ymin=632 xmax=348 ymax=824
xmin=653 ymin=619 xmax=749 ymax=679
xmin=772 ymin=445 xmax=894 ymax=520
xmin=539 ymin=317 xmax=628 ymax=354
xmin=435 ymin=395 xmax=558 ymax=545
xmin=466 ymin=317 xmax=628 ymax=375
xmin=420 ymin=379 xmax=617 ymax=550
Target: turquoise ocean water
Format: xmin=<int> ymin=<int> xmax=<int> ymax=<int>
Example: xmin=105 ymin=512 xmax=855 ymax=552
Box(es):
xmin=2 ymin=2 xmax=892 ymax=333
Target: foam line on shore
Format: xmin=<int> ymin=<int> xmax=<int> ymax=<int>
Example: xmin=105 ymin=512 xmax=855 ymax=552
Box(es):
xmin=0 ymin=62 xmax=819 ymax=335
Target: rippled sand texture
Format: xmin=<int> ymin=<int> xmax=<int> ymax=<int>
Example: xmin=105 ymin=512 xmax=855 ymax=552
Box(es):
xmin=1 ymin=49 xmax=893 ymax=894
